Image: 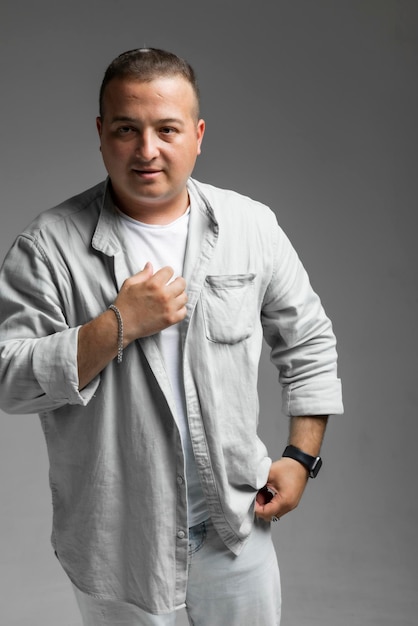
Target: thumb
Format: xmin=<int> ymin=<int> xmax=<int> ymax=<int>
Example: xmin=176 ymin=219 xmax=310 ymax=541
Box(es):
xmin=135 ymin=261 xmax=154 ymax=281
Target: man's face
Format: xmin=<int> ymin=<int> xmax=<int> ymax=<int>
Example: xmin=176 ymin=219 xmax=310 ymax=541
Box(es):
xmin=96 ymin=76 xmax=205 ymax=223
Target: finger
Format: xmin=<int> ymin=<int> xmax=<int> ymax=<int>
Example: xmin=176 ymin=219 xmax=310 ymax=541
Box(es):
xmin=255 ymin=488 xmax=284 ymax=521
xmin=255 ymin=505 xmax=282 ymax=523
xmin=256 ymin=499 xmax=279 ymax=516
xmin=130 ymin=262 xmax=154 ymax=283
xmin=166 ymin=275 xmax=187 ymax=298
xmin=151 ymin=266 xmax=176 ymax=285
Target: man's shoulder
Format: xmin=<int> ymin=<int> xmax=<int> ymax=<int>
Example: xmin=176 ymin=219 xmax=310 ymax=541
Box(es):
xmin=23 ymin=180 xmax=106 ymax=237
xmin=190 ymin=178 xmax=276 ymax=226
xmin=191 ymin=178 xmax=267 ymax=209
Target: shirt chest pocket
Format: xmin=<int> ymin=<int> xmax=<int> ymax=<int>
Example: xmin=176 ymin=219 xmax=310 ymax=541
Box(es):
xmin=202 ymin=274 xmax=257 ymax=344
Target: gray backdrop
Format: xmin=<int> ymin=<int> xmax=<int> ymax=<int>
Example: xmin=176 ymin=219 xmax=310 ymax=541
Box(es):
xmin=1 ymin=1 xmax=417 ymax=625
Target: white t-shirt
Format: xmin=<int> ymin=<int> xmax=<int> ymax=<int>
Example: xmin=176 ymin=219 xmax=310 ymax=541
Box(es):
xmin=117 ymin=206 xmax=208 ymax=526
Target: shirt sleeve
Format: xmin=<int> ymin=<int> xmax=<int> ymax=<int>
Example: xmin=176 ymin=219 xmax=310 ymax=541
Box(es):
xmin=261 ymin=220 xmax=343 ymax=417
xmin=0 ymin=234 xmax=99 ymax=414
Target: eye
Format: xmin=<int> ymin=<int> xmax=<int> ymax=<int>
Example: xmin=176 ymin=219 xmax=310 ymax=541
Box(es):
xmin=160 ymin=127 xmax=177 ymax=136
xmin=118 ymin=126 xmax=134 ymax=135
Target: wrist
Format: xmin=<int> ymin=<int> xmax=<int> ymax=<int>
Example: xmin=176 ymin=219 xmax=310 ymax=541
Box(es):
xmin=108 ymin=304 xmax=124 ymax=363
xmin=282 ymin=444 xmax=322 ymax=478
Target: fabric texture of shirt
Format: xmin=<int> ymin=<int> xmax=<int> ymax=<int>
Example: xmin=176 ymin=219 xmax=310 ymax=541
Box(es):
xmin=118 ymin=207 xmax=209 ymax=526
xmin=0 ymin=178 xmax=343 ymax=614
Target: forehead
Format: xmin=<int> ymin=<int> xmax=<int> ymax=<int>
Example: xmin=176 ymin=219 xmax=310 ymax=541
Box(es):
xmin=101 ymin=76 xmax=198 ymax=119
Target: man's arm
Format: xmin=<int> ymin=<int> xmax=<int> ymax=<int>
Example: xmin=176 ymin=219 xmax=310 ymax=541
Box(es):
xmin=254 ymin=415 xmax=328 ymax=521
xmin=78 ymin=262 xmax=187 ymax=390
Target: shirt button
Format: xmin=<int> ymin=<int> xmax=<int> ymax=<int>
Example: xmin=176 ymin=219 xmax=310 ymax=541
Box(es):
xmin=177 ymin=530 xmax=186 ymax=539
xmin=177 ymin=476 xmax=184 ymax=485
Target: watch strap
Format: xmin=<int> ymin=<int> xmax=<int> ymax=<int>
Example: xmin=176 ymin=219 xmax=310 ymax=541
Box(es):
xmin=282 ymin=444 xmax=322 ymax=478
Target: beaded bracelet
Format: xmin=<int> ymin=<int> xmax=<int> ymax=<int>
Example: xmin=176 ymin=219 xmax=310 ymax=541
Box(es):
xmin=108 ymin=304 xmax=124 ymax=363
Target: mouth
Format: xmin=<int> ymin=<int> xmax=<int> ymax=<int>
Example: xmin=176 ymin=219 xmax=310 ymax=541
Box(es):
xmin=132 ymin=168 xmax=162 ymax=180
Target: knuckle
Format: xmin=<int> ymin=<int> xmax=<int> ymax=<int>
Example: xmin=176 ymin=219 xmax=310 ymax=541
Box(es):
xmin=122 ymin=276 xmax=134 ymax=290
xmin=159 ymin=292 xmax=171 ymax=307
xmin=161 ymin=313 xmax=175 ymax=327
xmin=148 ymin=280 xmax=160 ymax=295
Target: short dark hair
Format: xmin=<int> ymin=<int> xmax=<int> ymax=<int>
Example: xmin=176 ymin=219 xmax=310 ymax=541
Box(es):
xmin=99 ymin=47 xmax=200 ymax=119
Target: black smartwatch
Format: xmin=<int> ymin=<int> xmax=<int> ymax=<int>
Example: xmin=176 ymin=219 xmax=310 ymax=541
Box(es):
xmin=282 ymin=444 xmax=322 ymax=478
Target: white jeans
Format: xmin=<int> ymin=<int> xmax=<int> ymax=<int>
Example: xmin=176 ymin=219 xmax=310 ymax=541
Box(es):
xmin=73 ymin=518 xmax=281 ymax=626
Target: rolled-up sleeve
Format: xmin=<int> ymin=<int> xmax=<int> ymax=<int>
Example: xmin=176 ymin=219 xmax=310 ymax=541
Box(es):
xmin=261 ymin=223 xmax=343 ymax=417
xmin=0 ymin=234 xmax=99 ymax=414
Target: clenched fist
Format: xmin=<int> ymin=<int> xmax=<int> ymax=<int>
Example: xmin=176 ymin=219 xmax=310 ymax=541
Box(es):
xmin=114 ymin=262 xmax=188 ymax=345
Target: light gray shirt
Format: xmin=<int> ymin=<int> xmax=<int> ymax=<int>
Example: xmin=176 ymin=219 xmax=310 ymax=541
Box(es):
xmin=0 ymin=178 xmax=343 ymax=613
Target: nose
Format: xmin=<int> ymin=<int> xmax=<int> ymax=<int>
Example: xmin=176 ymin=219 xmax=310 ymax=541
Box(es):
xmin=135 ymin=129 xmax=159 ymax=161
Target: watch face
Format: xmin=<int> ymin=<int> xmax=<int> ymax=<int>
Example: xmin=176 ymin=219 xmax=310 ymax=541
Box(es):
xmin=310 ymin=456 xmax=322 ymax=478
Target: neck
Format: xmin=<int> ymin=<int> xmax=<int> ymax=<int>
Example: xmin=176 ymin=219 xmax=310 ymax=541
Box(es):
xmin=111 ymin=186 xmax=189 ymax=225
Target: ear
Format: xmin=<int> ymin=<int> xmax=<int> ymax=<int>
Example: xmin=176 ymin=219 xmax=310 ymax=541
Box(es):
xmin=96 ymin=117 xmax=103 ymax=136
xmin=196 ymin=118 xmax=205 ymax=155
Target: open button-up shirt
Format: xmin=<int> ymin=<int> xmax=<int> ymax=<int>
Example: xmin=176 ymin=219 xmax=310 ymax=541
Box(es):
xmin=0 ymin=178 xmax=343 ymax=613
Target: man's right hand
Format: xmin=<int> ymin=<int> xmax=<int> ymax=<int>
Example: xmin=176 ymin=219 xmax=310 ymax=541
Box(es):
xmin=77 ymin=262 xmax=187 ymax=390
xmin=114 ymin=262 xmax=188 ymax=345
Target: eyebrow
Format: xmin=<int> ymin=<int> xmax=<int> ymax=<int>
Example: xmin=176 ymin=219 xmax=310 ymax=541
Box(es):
xmin=110 ymin=116 xmax=185 ymax=127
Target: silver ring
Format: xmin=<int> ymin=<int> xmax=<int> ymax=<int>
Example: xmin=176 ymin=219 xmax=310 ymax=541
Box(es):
xmin=271 ymin=516 xmax=280 ymax=522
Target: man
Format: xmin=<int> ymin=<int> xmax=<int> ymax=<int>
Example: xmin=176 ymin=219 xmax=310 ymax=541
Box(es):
xmin=0 ymin=48 xmax=343 ymax=625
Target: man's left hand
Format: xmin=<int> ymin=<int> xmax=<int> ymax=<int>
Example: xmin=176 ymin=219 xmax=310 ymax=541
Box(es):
xmin=254 ymin=457 xmax=309 ymax=522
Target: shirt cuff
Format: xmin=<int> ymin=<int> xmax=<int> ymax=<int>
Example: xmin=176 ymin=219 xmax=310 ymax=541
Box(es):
xmin=32 ymin=326 xmax=99 ymax=406
xmin=282 ymin=377 xmax=344 ymax=416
